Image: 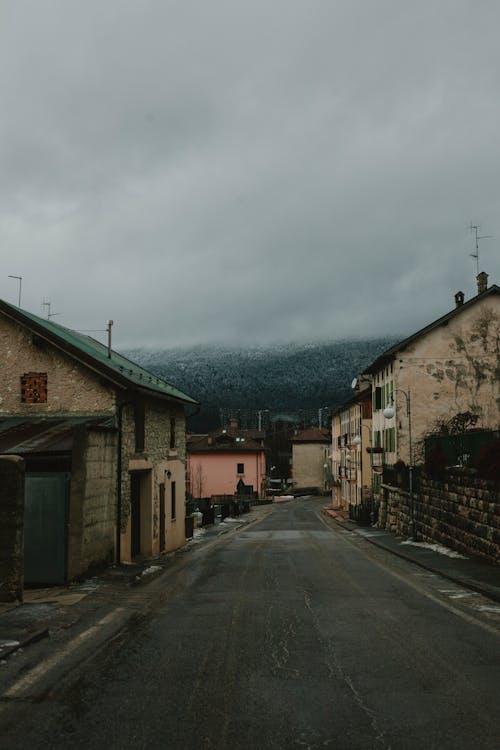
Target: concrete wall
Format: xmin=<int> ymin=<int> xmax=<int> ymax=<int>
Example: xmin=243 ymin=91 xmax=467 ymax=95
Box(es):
xmin=69 ymin=427 xmax=118 ymax=579
xmin=379 ymin=471 xmax=500 ymax=565
xmin=292 ymin=442 xmax=329 ymax=490
xmin=0 ymin=314 xmax=115 ymax=416
xmin=188 ymin=451 xmax=266 ymax=499
xmin=0 ymin=455 xmax=24 ymax=602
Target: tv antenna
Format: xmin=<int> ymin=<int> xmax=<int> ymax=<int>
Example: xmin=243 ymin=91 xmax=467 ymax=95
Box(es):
xmin=469 ymin=222 xmax=493 ymax=276
xmin=42 ymin=297 xmax=60 ymax=320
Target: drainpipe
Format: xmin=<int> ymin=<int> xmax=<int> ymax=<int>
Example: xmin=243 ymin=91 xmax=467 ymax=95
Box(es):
xmin=116 ymin=400 xmax=126 ymax=564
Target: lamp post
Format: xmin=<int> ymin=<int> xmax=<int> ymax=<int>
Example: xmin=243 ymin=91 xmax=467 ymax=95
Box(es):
xmin=353 ymin=424 xmax=376 ymax=522
xmin=383 ymin=389 xmax=416 ymax=541
xmin=8 ymin=275 xmax=22 ymax=307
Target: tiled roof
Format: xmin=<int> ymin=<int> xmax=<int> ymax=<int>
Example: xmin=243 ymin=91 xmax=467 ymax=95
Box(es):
xmin=187 ymin=429 xmax=265 ymax=453
xmin=0 ymin=299 xmax=198 ymax=405
xmin=291 ymin=428 xmax=330 ymax=443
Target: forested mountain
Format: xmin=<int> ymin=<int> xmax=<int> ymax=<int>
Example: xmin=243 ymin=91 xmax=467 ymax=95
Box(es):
xmin=124 ymin=338 xmax=395 ymax=431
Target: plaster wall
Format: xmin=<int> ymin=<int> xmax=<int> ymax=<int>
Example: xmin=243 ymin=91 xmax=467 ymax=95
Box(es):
xmin=188 ymin=451 xmax=265 ymax=499
xmin=0 ymin=315 xmax=115 ymax=416
xmin=374 ymin=296 xmax=500 ymax=465
xmin=292 ymin=442 xmax=329 ymax=489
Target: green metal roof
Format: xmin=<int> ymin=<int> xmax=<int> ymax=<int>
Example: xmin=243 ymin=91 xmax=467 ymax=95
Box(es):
xmin=0 ymin=299 xmax=198 ymax=406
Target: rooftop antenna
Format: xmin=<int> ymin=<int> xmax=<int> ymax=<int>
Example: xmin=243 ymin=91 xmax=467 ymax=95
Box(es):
xmin=107 ymin=320 xmax=113 ymax=358
xmin=469 ymin=222 xmax=493 ymax=276
xmin=42 ymin=297 xmax=61 ymax=320
xmin=8 ymin=275 xmax=22 ymax=307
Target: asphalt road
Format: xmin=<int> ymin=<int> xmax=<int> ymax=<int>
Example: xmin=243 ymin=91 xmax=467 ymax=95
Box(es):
xmin=1 ymin=498 xmax=499 ymax=750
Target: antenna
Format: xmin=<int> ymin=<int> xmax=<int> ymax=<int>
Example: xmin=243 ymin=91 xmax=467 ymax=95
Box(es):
xmin=469 ymin=222 xmax=493 ymax=276
xmin=41 ymin=297 xmax=60 ymax=320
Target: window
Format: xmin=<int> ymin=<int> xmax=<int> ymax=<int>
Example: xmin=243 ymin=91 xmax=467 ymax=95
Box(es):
xmin=134 ymin=402 xmax=145 ymax=452
xmin=21 ymin=372 xmax=47 ymax=403
xmin=373 ymin=386 xmax=382 ymax=411
xmin=237 ymin=463 xmax=244 ymax=474
xmin=171 ymin=481 xmax=176 ymax=520
xmin=169 ymin=416 xmax=176 ymax=449
xmin=384 ymin=427 xmax=395 ymax=452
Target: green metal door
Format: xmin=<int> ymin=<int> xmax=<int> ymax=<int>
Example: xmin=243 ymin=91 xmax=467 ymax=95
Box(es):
xmin=24 ymin=472 xmax=69 ymax=584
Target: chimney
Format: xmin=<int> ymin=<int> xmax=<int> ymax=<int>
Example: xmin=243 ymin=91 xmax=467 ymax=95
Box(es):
xmin=454 ymin=291 xmax=464 ymax=308
xmin=477 ymin=271 xmax=488 ymax=295
xmin=229 ymin=417 xmax=239 ymax=430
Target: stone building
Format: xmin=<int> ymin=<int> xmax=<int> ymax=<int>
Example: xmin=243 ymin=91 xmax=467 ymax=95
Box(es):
xmin=0 ymin=298 xmax=197 ymax=592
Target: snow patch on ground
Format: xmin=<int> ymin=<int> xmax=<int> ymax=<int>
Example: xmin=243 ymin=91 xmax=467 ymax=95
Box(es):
xmin=221 ymin=518 xmax=243 ymax=524
xmin=400 ymin=540 xmax=467 ymax=559
xmin=141 ymin=565 xmax=162 ymax=576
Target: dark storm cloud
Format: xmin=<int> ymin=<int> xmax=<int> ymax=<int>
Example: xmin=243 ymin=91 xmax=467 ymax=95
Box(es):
xmin=1 ymin=0 xmax=499 ymax=348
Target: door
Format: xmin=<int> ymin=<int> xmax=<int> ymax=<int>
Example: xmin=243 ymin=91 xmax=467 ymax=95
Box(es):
xmin=159 ymin=483 xmax=166 ymax=552
xmin=24 ymin=472 xmax=69 ymax=585
xmin=131 ymin=473 xmax=141 ymax=557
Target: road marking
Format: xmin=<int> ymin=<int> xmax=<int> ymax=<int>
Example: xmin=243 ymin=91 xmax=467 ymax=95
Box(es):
xmin=3 ymin=607 xmax=126 ymax=699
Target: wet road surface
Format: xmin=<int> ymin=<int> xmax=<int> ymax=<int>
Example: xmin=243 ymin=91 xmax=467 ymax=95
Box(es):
xmin=1 ymin=498 xmax=499 ymax=749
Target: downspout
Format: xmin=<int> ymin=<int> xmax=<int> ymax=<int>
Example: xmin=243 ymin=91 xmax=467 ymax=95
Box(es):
xmin=116 ymin=400 xmax=126 ymax=565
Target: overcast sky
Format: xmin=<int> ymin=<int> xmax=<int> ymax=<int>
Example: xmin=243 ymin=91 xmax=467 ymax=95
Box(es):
xmin=1 ymin=0 xmax=499 ymax=349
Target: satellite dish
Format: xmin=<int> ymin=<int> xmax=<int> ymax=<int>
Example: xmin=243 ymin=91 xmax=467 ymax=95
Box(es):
xmin=351 ymin=377 xmax=358 ymax=390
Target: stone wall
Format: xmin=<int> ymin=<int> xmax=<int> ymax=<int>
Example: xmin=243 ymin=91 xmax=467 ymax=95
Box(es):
xmin=0 ymin=455 xmax=24 ymax=602
xmin=417 ymin=471 xmax=499 ymax=565
xmin=120 ymin=398 xmax=186 ymax=560
xmin=69 ymin=426 xmax=118 ymax=579
xmin=0 ymin=315 xmax=115 ymax=416
xmin=379 ymin=471 xmax=500 ymax=565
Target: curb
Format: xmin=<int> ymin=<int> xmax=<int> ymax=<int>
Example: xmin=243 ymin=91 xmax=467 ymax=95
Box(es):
xmin=0 ymin=627 xmax=49 ymax=660
xmin=322 ymin=507 xmax=500 ymax=605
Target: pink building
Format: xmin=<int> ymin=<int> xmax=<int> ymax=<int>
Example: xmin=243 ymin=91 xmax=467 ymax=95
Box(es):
xmin=187 ymin=421 xmax=266 ymax=500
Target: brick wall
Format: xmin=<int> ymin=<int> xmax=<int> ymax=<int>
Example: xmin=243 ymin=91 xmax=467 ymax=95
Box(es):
xmin=0 ymin=455 xmax=24 ymax=602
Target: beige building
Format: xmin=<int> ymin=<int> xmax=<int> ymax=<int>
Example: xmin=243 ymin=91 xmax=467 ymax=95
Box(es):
xmin=331 ymin=385 xmax=373 ymax=511
xmin=291 ymin=428 xmax=331 ymax=492
xmin=331 ymin=275 xmax=500 ymax=518
xmin=363 ymin=275 xmax=500 ymax=470
xmin=0 ymin=298 xmax=197 ymax=586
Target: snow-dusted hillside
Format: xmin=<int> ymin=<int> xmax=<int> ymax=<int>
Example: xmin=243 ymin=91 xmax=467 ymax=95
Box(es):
xmin=123 ymin=339 xmax=394 ymax=430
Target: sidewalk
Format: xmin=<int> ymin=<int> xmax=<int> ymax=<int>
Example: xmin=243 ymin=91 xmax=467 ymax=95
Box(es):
xmin=324 ymin=507 xmax=500 ymax=604
xmin=0 ymin=507 xmax=270 ymax=662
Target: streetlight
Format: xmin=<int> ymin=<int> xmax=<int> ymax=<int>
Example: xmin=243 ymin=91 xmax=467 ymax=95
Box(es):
xmin=353 ymin=424 xmax=375 ymax=518
xmin=8 ymin=275 xmax=22 ymax=307
xmin=383 ymin=388 xmax=416 ymax=541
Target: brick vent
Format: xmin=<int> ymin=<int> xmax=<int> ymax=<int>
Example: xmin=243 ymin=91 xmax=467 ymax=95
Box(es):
xmin=21 ymin=372 xmax=48 ymax=403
